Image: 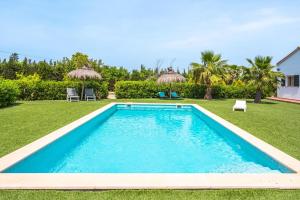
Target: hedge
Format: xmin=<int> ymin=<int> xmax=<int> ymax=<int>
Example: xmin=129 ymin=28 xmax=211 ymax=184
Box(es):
xmin=0 ymin=79 xmax=20 ymax=107
xmin=15 ymin=80 xmax=108 ymax=100
xmin=212 ymin=85 xmax=258 ymax=99
xmin=115 ymin=81 xmax=260 ymax=99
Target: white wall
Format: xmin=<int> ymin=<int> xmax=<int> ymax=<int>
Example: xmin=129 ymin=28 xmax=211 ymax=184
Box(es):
xmin=277 ymin=49 xmax=300 ymax=100
xmin=277 ymin=87 xmax=300 ymax=100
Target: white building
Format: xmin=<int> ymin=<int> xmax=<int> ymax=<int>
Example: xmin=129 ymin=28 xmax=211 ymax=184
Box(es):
xmin=277 ymin=46 xmax=300 ymax=100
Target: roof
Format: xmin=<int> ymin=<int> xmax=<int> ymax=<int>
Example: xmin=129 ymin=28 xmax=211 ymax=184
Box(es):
xmin=67 ymin=66 xmax=102 ymax=80
xmin=277 ymin=46 xmax=300 ymax=66
xmin=157 ymin=67 xmax=186 ymax=83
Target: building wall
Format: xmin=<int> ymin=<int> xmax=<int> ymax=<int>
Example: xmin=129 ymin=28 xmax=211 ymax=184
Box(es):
xmin=277 ymin=50 xmax=300 ymax=75
xmin=277 ymin=49 xmax=300 ymax=100
xmin=277 ymin=87 xmax=300 ymax=100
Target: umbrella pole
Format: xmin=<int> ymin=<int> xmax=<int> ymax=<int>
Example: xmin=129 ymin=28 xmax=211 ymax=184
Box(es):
xmin=169 ymin=83 xmax=171 ymax=99
xmin=81 ymin=80 xmax=85 ymax=100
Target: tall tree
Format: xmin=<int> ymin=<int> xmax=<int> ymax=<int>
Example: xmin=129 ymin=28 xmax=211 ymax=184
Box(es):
xmin=2 ymin=53 xmax=21 ymax=79
xmin=222 ymin=65 xmax=245 ymax=85
xmin=100 ymin=65 xmax=130 ymax=90
xmin=191 ymin=51 xmax=227 ymax=99
xmin=71 ymin=52 xmax=89 ymax=69
xmin=246 ymin=56 xmax=283 ymax=103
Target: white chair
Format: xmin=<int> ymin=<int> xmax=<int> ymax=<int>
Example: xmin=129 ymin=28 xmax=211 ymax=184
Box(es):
xmin=66 ymin=88 xmax=79 ymax=102
xmin=233 ymin=100 xmax=247 ymax=112
xmin=85 ymin=88 xmax=96 ymax=101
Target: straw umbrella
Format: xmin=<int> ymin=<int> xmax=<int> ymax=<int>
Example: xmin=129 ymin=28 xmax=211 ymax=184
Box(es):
xmin=157 ymin=67 xmax=186 ymax=98
xmin=68 ymin=65 xmax=102 ymax=100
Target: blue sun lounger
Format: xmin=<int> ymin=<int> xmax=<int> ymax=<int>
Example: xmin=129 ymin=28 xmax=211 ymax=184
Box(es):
xmin=171 ymin=92 xmax=181 ymax=99
xmin=158 ymin=92 xmax=168 ymax=99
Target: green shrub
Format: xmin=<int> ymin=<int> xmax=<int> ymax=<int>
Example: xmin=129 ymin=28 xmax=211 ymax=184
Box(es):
xmin=212 ymin=85 xmax=268 ymax=99
xmin=85 ymin=81 xmax=109 ymax=99
xmin=115 ymin=81 xmax=257 ymax=99
xmin=0 ymin=79 xmax=20 ymax=107
xmin=115 ymin=81 xmax=159 ymax=98
xmin=15 ymin=80 xmax=108 ymax=100
xmin=115 ymin=81 xmax=206 ymax=98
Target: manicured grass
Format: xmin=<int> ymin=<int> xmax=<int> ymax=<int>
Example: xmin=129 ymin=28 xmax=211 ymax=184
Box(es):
xmin=0 ymin=101 xmax=109 ymax=157
xmin=0 ymin=189 xmax=300 ymax=200
xmin=0 ymin=99 xmax=299 ymax=199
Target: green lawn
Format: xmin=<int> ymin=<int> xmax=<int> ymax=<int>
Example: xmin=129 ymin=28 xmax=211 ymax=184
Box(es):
xmin=0 ymin=99 xmax=299 ymax=199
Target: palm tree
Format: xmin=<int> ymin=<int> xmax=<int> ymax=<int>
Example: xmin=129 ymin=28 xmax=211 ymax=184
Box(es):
xmin=246 ymin=56 xmax=283 ymax=103
xmin=222 ymin=65 xmax=245 ymax=85
xmin=191 ymin=51 xmax=227 ymax=99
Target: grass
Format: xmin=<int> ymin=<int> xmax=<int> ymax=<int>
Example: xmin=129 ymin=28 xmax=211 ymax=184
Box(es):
xmin=1 ymin=189 xmax=300 ymax=200
xmin=0 ymin=101 xmax=108 ymax=157
xmin=0 ymin=99 xmax=299 ymax=199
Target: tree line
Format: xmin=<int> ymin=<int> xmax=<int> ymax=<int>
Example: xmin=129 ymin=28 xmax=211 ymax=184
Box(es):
xmin=0 ymin=51 xmax=282 ymax=102
xmin=191 ymin=51 xmax=282 ymax=103
xmin=0 ymin=52 xmax=169 ymax=90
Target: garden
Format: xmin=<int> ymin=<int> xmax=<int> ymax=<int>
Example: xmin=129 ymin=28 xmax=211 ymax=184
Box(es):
xmin=0 ymin=99 xmax=300 ymax=199
xmin=0 ymin=51 xmax=282 ymax=107
xmin=0 ymin=51 xmax=299 ymax=199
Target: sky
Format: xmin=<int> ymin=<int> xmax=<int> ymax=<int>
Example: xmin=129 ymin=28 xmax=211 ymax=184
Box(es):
xmin=0 ymin=0 xmax=299 ymax=70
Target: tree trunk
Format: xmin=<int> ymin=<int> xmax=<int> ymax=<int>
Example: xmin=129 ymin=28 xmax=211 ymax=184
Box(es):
xmin=204 ymin=87 xmax=212 ymax=100
xmin=254 ymin=90 xmax=262 ymax=103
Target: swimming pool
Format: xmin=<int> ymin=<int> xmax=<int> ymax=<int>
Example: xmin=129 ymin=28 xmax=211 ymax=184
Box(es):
xmin=1 ymin=103 xmax=295 ymax=173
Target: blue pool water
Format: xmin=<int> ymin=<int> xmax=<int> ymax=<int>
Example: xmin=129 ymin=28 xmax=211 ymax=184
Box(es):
xmin=4 ymin=104 xmax=292 ymax=173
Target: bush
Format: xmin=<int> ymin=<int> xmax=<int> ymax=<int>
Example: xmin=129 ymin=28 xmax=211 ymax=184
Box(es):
xmin=115 ymin=81 xmax=206 ymax=98
xmin=0 ymin=79 xmax=20 ymax=107
xmin=212 ymin=85 xmax=255 ymax=99
xmin=115 ymin=81 xmax=161 ymax=98
xmin=212 ymin=85 xmax=271 ymax=99
xmin=15 ymin=80 xmax=108 ymax=100
xmin=85 ymin=81 xmax=109 ymax=99
xmin=115 ymin=81 xmax=257 ymax=99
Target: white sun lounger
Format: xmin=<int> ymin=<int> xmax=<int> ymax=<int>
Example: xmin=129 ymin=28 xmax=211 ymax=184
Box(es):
xmin=233 ymin=100 xmax=247 ymax=112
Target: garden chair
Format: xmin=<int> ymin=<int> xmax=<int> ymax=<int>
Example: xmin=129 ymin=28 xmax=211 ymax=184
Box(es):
xmin=66 ymin=88 xmax=79 ymax=102
xmin=85 ymin=88 xmax=96 ymax=101
xmin=158 ymin=92 xmax=168 ymax=99
xmin=171 ymin=92 xmax=181 ymax=99
xmin=233 ymin=100 xmax=247 ymax=112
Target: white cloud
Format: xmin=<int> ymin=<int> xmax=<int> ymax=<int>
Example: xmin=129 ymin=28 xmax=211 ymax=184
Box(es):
xmin=162 ymin=8 xmax=300 ymax=49
xmin=232 ymin=16 xmax=300 ymax=32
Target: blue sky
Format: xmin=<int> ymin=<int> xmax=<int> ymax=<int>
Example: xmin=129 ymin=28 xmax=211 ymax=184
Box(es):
xmin=0 ymin=0 xmax=299 ymax=70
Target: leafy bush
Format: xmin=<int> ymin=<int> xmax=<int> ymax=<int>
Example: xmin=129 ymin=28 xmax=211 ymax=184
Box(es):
xmin=115 ymin=81 xmax=258 ymax=99
xmin=15 ymin=80 xmax=108 ymax=100
xmin=85 ymin=81 xmax=109 ymax=99
xmin=15 ymin=73 xmax=42 ymax=100
xmin=115 ymin=81 xmax=206 ymax=98
xmin=115 ymin=81 xmax=160 ymax=98
xmin=0 ymin=79 xmax=20 ymax=107
xmin=212 ymin=85 xmax=256 ymax=99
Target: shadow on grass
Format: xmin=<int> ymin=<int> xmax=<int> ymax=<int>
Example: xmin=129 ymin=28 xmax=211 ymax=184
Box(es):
xmin=0 ymin=102 xmax=23 ymax=110
xmin=210 ymin=98 xmax=227 ymax=101
xmin=159 ymin=98 xmax=184 ymax=101
xmin=245 ymin=100 xmax=277 ymax=105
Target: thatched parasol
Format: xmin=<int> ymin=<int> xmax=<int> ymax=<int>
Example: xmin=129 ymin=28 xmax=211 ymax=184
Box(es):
xmin=68 ymin=65 xmax=102 ymax=100
xmin=157 ymin=67 xmax=186 ymax=98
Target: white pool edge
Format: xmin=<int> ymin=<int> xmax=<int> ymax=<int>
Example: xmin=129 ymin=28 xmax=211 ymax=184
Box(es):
xmin=0 ymin=102 xmax=300 ymax=189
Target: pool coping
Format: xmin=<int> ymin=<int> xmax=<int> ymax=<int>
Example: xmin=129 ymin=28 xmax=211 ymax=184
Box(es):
xmin=0 ymin=102 xmax=300 ymax=189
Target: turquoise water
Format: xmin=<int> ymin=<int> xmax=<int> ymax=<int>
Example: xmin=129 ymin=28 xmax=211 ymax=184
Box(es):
xmin=4 ymin=104 xmax=292 ymax=173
